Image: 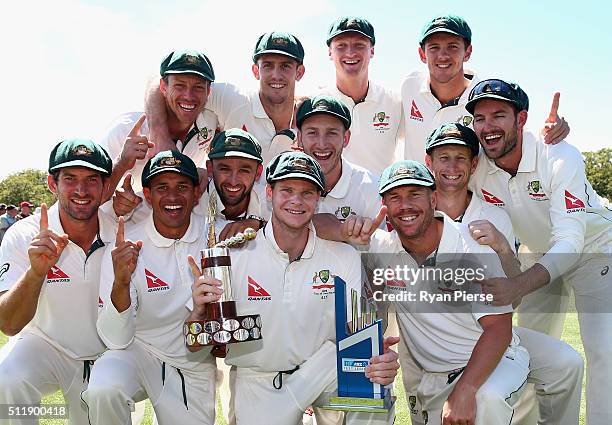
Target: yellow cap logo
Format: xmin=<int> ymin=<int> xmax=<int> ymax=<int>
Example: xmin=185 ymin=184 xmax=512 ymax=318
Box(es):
xmin=159 ymin=157 xmax=181 ymax=167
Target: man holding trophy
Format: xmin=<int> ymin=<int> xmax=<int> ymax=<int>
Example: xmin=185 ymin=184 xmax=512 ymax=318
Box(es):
xmin=83 ymin=151 xmax=217 ymax=425
xmin=190 ymin=151 xmax=400 ymax=425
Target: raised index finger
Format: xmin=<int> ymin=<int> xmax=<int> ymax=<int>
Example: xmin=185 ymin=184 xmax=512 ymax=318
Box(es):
xmin=122 ymin=173 xmax=133 ymax=190
xmin=187 ymin=255 xmax=202 ymax=277
xmin=371 ymin=205 xmax=388 ymax=231
xmin=116 ymin=216 xmax=125 ymax=246
xmin=39 ymin=203 xmax=48 ymax=231
xmin=128 ymin=114 xmax=146 ymax=137
xmin=546 ymin=92 xmax=560 ymax=122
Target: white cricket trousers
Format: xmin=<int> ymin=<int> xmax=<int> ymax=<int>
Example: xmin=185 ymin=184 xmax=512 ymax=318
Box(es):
xmin=231 ymin=341 xmax=394 ymax=425
xmin=0 ymin=333 xmax=91 ymax=425
xmin=401 ymin=327 xmax=581 ymax=425
xmin=517 ymin=249 xmax=612 ymax=425
xmin=82 ymin=340 xmax=216 ymax=425
xmin=416 ymin=344 xmax=529 ymax=425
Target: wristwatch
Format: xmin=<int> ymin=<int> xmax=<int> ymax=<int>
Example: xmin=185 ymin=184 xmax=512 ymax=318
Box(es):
xmin=246 ymin=214 xmax=267 ymax=229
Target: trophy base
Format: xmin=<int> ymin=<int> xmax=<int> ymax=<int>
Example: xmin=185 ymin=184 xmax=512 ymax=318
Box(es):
xmin=319 ymin=392 xmax=396 ymax=413
xmin=184 ymin=305 xmax=262 ymax=350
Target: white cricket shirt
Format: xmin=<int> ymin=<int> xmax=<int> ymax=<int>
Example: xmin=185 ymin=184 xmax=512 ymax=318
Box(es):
xmin=225 ymin=221 xmax=363 ymax=372
xmin=97 ymin=213 xmax=214 ymax=372
xmin=458 ymin=193 xmax=516 ymax=245
xmin=400 ymin=70 xmax=479 ymax=163
xmin=99 ymin=111 xmax=218 ymax=192
xmin=469 ymin=132 xmax=612 ymax=281
xmin=206 ymin=83 xmax=296 ymax=167
xmin=317 ymin=158 xmax=381 ymax=222
xmin=368 ymin=212 xmax=515 ymax=372
xmin=319 ymin=81 xmax=402 ymax=176
xmin=0 ymin=204 xmax=116 ymax=360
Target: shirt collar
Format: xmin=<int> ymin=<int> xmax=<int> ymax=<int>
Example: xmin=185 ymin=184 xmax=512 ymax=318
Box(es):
xmin=328 ymin=80 xmax=381 ymax=107
xmin=145 ymin=212 xmax=202 ymax=248
xmin=263 ymin=218 xmax=317 ymax=261
xmin=325 ymin=158 xmax=353 ymax=199
xmin=252 ymin=92 xmax=269 ymax=119
xmin=435 ymin=211 xmax=461 ymax=254
xmin=517 ymin=131 xmax=537 ymax=173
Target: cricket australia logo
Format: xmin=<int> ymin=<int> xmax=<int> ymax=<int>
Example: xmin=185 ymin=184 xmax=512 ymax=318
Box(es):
xmin=372 ymin=111 xmax=390 ymax=133
xmin=312 ymin=269 xmax=335 ymax=298
xmin=526 ymin=180 xmax=548 ymax=201
xmin=334 ymin=206 xmax=355 ymax=221
xmin=198 ymin=127 xmax=213 ymax=146
xmin=72 ymin=145 xmax=93 ymax=156
xmin=159 ymin=157 xmax=181 ymax=168
xmin=185 ymin=55 xmax=199 ymax=64
xmin=460 ymin=115 xmax=473 ymax=127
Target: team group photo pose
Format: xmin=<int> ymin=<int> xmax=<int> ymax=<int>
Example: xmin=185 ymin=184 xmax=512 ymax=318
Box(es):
xmin=0 ymin=6 xmax=610 ymax=425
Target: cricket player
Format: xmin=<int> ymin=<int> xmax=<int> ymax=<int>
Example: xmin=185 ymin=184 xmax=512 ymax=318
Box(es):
xmin=423 ymin=123 xmax=583 ymax=425
xmin=400 ymin=16 xmax=569 ymax=422
xmin=401 ymin=14 xmax=569 ymax=162
xmin=0 ymin=139 xmax=115 ymax=425
xmin=320 ymin=17 xmax=402 ymax=175
xmin=111 ymin=128 xmax=269 ymax=238
xmin=82 ymin=151 xmax=216 ymax=425
xmin=189 ymin=151 xmax=400 ymax=425
xmin=466 ymin=78 xmax=612 ymax=424
xmin=296 ymin=95 xmax=381 ymax=222
xmin=367 ymin=160 xmax=530 ymax=425
xmin=100 ymin=49 xmax=218 ymax=194
xmin=146 ymin=32 xmax=305 ymax=167
xmin=111 ymin=128 xmax=269 ymax=425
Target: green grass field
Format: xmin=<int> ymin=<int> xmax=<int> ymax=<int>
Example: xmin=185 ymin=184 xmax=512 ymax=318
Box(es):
xmin=0 ymin=314 xmax=586 ymax=424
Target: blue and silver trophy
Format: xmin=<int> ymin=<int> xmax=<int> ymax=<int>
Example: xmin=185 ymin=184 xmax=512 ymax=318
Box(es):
xmin=321 ymin=277 xmax=395 ymax=413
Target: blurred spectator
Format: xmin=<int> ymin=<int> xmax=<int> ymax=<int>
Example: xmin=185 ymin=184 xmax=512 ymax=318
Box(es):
xmin=17 ymin=201 xmax=34 ymax=219
xmin=0 ymin=204 xmax=6 ymax=217
xmin=0 ymin=205 xmax=19 ymax=243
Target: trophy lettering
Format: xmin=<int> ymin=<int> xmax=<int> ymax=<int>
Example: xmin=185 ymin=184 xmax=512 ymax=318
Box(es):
xmin=321 ymin=277 xmax=395 ymax=413
xmin=184 ymin=193 xmax=262 ymax=357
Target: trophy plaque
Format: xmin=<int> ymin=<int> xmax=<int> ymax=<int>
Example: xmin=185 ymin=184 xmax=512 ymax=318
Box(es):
xmin=321 ymin=277 xmax=395 ymax=413
xmin=184 ymin=193 xmax=263 ymax=357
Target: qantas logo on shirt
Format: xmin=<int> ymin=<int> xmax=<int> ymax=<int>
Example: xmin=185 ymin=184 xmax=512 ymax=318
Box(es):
xmin=565 ymin=190 xmax=585 ymax=213
xmin=409 ymin=100 xmax=424 ymax=122
xmin=386 ymin=279 xmax=407 ymax=290
xmin=46 ymin=266 xmax=70 ymax=283
xmin=98 ymin=297 xmax=104 ymax=308
xmin=242 ymin=124 xmax=249 ymax=133
xmin=145 ymin=269 xmax=170 ymax=292
xmin=247 ymin=276 xmax=271 ymax=300
xmin=481 ymin=189 xmax=505 ymax=207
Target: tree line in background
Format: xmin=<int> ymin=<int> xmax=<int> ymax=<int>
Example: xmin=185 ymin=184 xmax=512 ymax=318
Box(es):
xmin=0 ymin=149 xmax=610 ymax=207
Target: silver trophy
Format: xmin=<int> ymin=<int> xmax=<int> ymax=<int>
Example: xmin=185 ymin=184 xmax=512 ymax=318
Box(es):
xmin=184 ymin=193 xmax=261 ymax=357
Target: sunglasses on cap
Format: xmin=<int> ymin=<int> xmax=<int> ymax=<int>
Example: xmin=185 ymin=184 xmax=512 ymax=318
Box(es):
xmin=472 ymin=79 xmax=518 ymax=97
xmin=467 ymin=79 xmax=529 ymax=112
